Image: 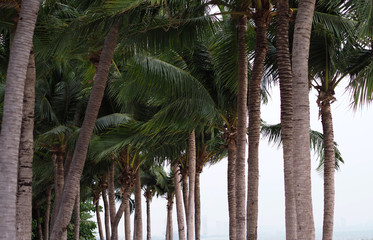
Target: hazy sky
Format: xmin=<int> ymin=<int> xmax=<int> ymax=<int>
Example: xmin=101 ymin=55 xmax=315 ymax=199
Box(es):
xmin=107 ymin=83 xmax=373 ymax=239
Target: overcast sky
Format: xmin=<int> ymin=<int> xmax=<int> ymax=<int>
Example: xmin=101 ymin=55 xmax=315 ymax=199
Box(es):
xmin=107 ymin=82 xmax=373 ymax=239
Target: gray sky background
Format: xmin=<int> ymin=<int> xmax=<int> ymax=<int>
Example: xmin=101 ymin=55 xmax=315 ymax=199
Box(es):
xmin=106 ymin=82 xmax=373 ymax=239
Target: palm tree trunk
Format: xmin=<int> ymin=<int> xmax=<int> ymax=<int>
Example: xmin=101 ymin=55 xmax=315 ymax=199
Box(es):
xmin=195 ymin=171 xmax=201 ymax=240
xmin=134 ymin=169 xmax=143 ymax=240
xmin=102 ymin=189 xmax=111 ymax=240
xmin=247 ymin=10 xmax=271 ymax=239
xmin=125 ymin=200 xmax=131 ymax=240
xmin=51 ymin=152 xmax=65 ymax=230
xmin=36 ymin=204 xmax=43 ymax=240
xmin=172 ymin=163 xmax=186 ymax=240
xmin=146 ymin=195 xmax=151 ymax=240
xmin=16 ymin=49 xmax=35 ymax=240
xmin=292 ymin=0 xmax=316 ymax=238
xmin=74 ymin=186 xmax=80 ymax=240
xmin=227 ymin=137 xmax=237 ymax=240
xmin=182 ymin=168 xmax=189 ymax=217
xmin=321 ymin=102 xmax=335 ymax=240
xmin=44 ymin=186 xmax=52 ymax=240
xmin=276 ymin=0 xmax=297 ymax=239
xmin=0 ymin=1 xmax=40 ymax=238
xmin=95 ymin=199 xmax=105 ymax=240
xmin=187 ymin=130 xmax=196 ymax=240
xmin=235 ymin=15 xmax=248 ymax=240
xmin=108 ymin=163 xmax=116 ymax=231
xmin=167 ymin=197 xmax=174 ymax=240
xmin=111 ymin=189 xmax=131 ymax=240
xmin=49 ymin=23 xmax=119 ymax=240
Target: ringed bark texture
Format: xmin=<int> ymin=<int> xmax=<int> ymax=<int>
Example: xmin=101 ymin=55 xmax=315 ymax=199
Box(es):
xmin=235 ymin=15 xmax=248 ymax=240
xmin=276 ymin=0 xmax=297 ymax=238
xmin=50 ymin=23 xmax=119 ymax=240
xmin=247 ymin=10 xmax=271 ymax=240
xmin=292 ymin=0 xmax=316 ymax=238
xmin=16 ymin=49 xmax=36 ymax=240
xmin=321 ymin=102 xmax=335 ymax=240
xmin=0 ymin=1 xmax=40 ymax=238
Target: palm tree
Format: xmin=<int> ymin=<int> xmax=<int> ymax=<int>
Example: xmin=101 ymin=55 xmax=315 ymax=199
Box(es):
xmin=0 ymin=1 xmax=40 ymax=238
xmin=291 ymin=0 xmax=317 ymax=238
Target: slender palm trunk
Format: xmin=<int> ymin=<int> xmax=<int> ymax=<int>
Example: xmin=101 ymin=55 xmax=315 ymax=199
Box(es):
xmin=247 ymin=10 xmax=271 ymax=239
xmin=182 ymin=168 xmax=189 ymax=217
xmin=16 ymin=49 xmax=35 ymax=240
xmin=195 ymin=171 xmax=201 ymax=240
xmin=44 ymin=186 xmax=52 ymax=240
xmin=227 ymin=137 xmax=237 ymax=240
xmin=95 ymin=199 xmax=105 ymax=240
xmin=321 ymin=101 xmax=335 ymax=240
xmin=51 ymin=152 xmax=65 ymax=230
xmin=36 ymin=204 xmax=43 ymax=240
xmin=235 ymin=15 xmax=248 ymax=240
xmin=173 ymin=163 xmax=186 ymax=240
xmin=146 ymin=195 xmax=151 ymax=240
xmin=187 ymin=130 xmax=196 ymax=240
xmin=276 ymin=0 xmax=297 ymax=238
xmin=111 ymin=189 xmax=131 ymax=240
xmin=108 ymin=163 xmax=116 ymax=232
xmin=74 ymin=186 xmax=80 ymax=240
xmin=167 ymin=196 xmax=174 ymax=240
xmin=0 ymin=1 xmax=39 ymax=238
xmin=292 ymin=0 xmax=316 ymax=238
xmin=125 ymin=200 xmax=131 ymax=240
xmin=134 ymin=169 xmax=143 ymax=240
xmin=102 ymin=189 xmax=111 ymax=240
xmin=49 ymin=23 xmax=119 ymax=240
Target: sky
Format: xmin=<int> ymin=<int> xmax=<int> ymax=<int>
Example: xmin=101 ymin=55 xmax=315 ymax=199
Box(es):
xmin=102 ymin=82 xmax=373 ymax=239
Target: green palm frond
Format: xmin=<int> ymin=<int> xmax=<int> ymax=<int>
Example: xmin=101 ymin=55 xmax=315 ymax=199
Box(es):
xmin=93 ymin=113 xmax=132 ymax=134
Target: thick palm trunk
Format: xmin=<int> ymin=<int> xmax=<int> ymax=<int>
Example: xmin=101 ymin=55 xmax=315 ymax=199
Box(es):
xmin=247 ymin=10 xmax=271 ymax=240
xmin=235 ymin=15 xmax=248 ymax=240
xmin=74 ymin=186 xmax=80 ymax=240
xmin=44 ymin=186 xmax=52 ymax=240
xmin=49 ymin=23 xmax=119 ymax=240
xmin=16 ymin=49 xmax=35 ymax=240
xmin=321 ymin=102 xmax=335 ymax=240
xmin=102 ymin=189 xmax=111 ymax=240
xmin=125 ymin=200 xmax=131 ymax=240
xmin=0 ymin=1 xmax=39 ymax=238
xmin=195 ymin=171 xmax=201 ymax=240
xmin=292 ymin=0 xmax=316 ymax=238
xmin=146 ymin=195 xmax=151 ymax=240
xmin=227 ymin=138 xmax=237 ymax=240
xmin=134 ymin=169 xmax=143 ymax=240
xmin=95 ymin=199 xmax=105 ymax=240
xmin=276 ymin=0 xmax=297 ymax=239
xmin=173 ymin=163 xmax=186 ymax=240
xmin=108 ymin=163 xmax=116 ymax=232
xmin=187 ymin=130 xmax=196 ymax=240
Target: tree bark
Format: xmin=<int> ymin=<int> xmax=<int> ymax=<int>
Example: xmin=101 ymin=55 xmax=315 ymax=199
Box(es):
xmin=227 ymin=137 xmax=237 ymax=240
xmin=49 ymin=23 xmax=119 ymax=240
xmin=102 ymin=189 xmax=111 ymax=240
xmin=186 ymin=130 xmax=196 ymax=240
xmin=108 ymin=162 xmax=116 ymax=232
xmin=182 ymin=168 xmax=189 ymax=218
xmin=0 ymin=1 xmax=40 ymax=238
xmin=125 ymin=199 xmax=131 ymax=240
xmin=134 ymin=169 xmax=143 ymax=240
xmin=95 ymin=199 xmax=105 ymax=240
xmin=321 ymin=102 xmax=335 ymax=240
xmin=146 ymin=195 xmax=151 ymax=240
xmin=167 ymin=197 xmax=174 ymax=240
xmin=36 ymin=204 xmax=43 ymax=240
xmin=173 ymin=163 xmax=186 ymax=240
xmin=16 ymin=49 xmax=35 ymax=240
xmin=44 ymin=186 xmax=53 ymax=240
xmin=50 ymin=152 xmax=65 ymax=231
xmin=276 ymin=0 xmax=297 ymax=239
xmin=74 ymin=186 xmax=80 ymax=240
xmin=292 ymin=0 xmax=316 ymax=238
xmin=235 ymin=15 xmax=248 ymax=240
xmin=195 ymin=171 xmax=201 ymax=240
xmin=111 ymin=189 xmax=131 ymax=240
